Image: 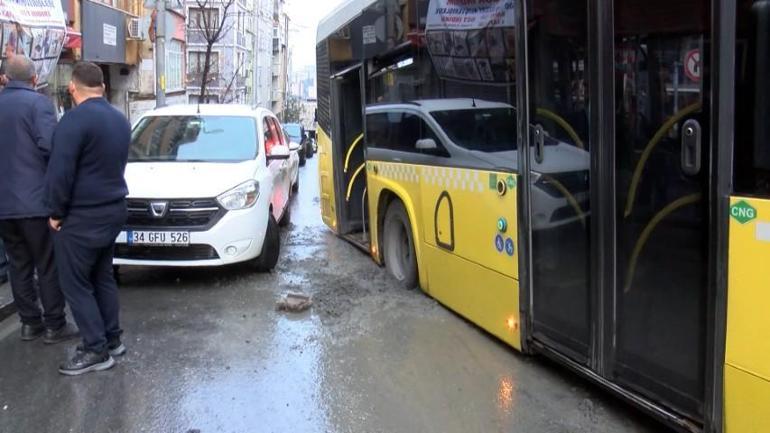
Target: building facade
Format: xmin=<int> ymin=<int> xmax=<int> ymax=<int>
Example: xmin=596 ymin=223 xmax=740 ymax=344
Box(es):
xmin=185 ymin=0 xmax=253 ymax=104
xmin=271 ymin=0 xmax=288 ymax=118
xmin=251 ymin=0 xmax=273 ymax=108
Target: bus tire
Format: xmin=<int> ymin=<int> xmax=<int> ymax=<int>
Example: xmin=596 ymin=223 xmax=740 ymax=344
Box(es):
xmin=383 ymin=200 xmax=418 ymax=289
xmin=252 ymin=214 xmax=280 ymax=272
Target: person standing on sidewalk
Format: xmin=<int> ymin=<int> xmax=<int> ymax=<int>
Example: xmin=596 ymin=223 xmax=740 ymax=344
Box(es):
xmin=0 ymin=55 xmax=78 ymax=343
xmin=47 ymin=62 xmax=130 ymax=376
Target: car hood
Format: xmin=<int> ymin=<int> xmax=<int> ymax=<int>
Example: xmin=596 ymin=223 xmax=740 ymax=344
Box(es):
xmin=125 ymin=161 xmax=258 ymax=198
xmin=468 ymin=142 xmax=590 ymax=174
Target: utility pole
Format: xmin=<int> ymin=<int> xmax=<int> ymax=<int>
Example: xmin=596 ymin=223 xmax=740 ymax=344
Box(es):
xmin=155 ymin=0 xmax=167 ymax=108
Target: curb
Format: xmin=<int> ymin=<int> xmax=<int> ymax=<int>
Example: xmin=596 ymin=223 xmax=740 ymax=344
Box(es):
xmin=0 ymin=300 xmax=15 ymax=323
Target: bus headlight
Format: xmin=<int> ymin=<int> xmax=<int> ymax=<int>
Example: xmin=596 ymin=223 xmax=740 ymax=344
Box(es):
xmin=217 ymin=180 xmax=260 ymax=210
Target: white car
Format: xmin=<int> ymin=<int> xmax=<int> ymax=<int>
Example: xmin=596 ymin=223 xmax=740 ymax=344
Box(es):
xmin=113 ymin=104 xmax=299 ymax=271
xmin=367 ymin=99 xmax=590 ymax=230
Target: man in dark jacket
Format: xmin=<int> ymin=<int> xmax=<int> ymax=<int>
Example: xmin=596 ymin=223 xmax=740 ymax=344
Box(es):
xmin=0 ymin=55 xmax=77 ymax=343
xmin=47 ymin=62 xmax=130 ymax=375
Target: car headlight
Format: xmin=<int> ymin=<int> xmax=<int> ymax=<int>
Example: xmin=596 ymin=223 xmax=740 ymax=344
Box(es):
xmin=217 ymin=180 xmax=260 ymax=210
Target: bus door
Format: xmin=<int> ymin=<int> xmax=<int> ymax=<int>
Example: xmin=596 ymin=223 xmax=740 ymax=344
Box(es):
xmin=611 ymin=0 xmax=710 ymax=419
xmin=525 ymin=0 xmax=713 ymax=422
xmin=330 ymin=66 xmax=368 ymax=242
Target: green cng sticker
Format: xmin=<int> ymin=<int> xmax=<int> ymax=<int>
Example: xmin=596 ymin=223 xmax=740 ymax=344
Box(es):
xmin=506 ymin=175 xmax=516 ymax=189
xmin=730 ymin=200 xmax=757 ymax=224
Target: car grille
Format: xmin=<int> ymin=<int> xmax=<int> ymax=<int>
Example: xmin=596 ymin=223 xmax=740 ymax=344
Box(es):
xmin=126 ymin=198 xmax=225 ymax=230
xmin=114 ymin=244 xmax=219 ymax=261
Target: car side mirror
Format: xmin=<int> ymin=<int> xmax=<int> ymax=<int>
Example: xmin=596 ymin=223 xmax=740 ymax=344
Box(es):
xmin=289 ymin=141 xmax=301 ymax=152
xmin=416 ymin=138 xmax=438 ymax=150
xmin=267 ymin=144 xmax=290 ymax=160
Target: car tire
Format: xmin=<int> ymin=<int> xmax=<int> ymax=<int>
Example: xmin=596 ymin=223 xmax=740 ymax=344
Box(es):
xmin=292 ymin=175 xmax=299 ymax=193
xmin=382 ymin=200 xmax=418 ymax=289
xmin=306 ymin=142 xmax=314 ymax=159
xmin=279 ymin=204 xmax=291 ymax=227
xmin=252 ymin=214 xmax=280 ymax=272
xmin=112 ymin=265 xmax=121 ymax=285
xmin=299 ymin=149 xmax=306 ymax=167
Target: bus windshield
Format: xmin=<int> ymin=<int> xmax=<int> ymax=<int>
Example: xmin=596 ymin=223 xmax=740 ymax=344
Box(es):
xmin=129 ymin=116 xmax=258 ymax=162
xmin=430 ymin=108 xmax=517 ymax=152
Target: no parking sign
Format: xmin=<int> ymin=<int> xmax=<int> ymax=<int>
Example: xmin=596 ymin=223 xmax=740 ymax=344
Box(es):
xmin=684 ymin=49 xmax=701 ymax=82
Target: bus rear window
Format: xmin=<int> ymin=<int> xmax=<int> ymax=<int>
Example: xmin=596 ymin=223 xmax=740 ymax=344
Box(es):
xmin=430 ymin=108 xmax=517 ymax=152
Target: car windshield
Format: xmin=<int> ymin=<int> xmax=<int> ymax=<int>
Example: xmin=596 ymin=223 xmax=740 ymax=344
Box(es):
xmin=430 ymin=108 xmax=516 ymax=152
xmin=283 ymin=124 xmax=302 ymax=140
xmin=129 ymin=116 xmax=257 ymax=162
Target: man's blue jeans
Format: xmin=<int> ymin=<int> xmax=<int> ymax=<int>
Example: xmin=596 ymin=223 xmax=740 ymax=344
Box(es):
xmin=0 ymin=238 xmax=8 ymax=282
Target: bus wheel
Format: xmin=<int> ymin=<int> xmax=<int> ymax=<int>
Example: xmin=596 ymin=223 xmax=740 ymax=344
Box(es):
xmin=383 ymin=201 xmax=418 ymax=289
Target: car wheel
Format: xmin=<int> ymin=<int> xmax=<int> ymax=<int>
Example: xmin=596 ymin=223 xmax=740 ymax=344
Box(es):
xmin=382 ymin=200 xmax=418 ymax=289
xmin=252 ymin=214 xmax=280 ymax=272
xmin=112 ymin=265 xmax=121 ymax=285
xmin=299 ymin=151 xmax=306 ymax=167
xmin=279 ymin=203 xmax=291 ymax=227
xmin=292 ymin=175 xmax=299 ymax=193
xmin=306 ymin=143 xmax=314 ymax=159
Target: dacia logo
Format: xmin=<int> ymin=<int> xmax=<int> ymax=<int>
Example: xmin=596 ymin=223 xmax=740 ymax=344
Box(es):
xmin=150 ymin=201 xmax=168 ymax=218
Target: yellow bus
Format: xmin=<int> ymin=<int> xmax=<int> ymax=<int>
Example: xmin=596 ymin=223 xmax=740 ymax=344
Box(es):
xmin=315 ymin=0 xmax=769 ymax=431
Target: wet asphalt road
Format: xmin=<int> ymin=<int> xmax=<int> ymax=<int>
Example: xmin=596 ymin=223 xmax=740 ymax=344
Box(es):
xmin=0 ymin=157 xmax=665 ymax=433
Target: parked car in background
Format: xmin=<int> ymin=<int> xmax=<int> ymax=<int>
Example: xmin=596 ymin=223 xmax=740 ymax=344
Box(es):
xmin=307 ymin=129 xmax=318 ymax=153
xmin=114 ymin=104 xmax=297 ymax=272
xmin=283 ymin=122 xmax=313 ymax=165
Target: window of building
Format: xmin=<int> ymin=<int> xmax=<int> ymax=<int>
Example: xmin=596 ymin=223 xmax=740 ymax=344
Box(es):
xmin=187 ymin=51 xmax=219 ymax=76
xmin=166 ymin=40 xmax=184 ymax=92
xmin=189 ymin=7 xmax=219 ymax=30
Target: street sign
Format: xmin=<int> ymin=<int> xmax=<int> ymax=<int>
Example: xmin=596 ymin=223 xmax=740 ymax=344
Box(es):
xmin=684 ymin=49 xmax=701 ymax=82
xmin=730 ymin=200 xmax=757 ymax=225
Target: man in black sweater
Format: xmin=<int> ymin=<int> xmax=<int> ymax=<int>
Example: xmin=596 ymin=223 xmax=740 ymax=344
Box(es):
xmin=0 ymin=55 xmax=77 ymax=343
xmin=47 ymin=62 xmax=130 ymax=375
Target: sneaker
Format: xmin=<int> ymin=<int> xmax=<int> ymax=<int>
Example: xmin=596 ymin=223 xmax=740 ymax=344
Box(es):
xmin=59 ymin=351 xmax=115 ymax=376
xmin=76 ymin=338 xmax=126 ymax=357
xmin=43 ymin=323 xmax=80 ymax=345
xmin=20 ymin=323 xmax=45 ymax=341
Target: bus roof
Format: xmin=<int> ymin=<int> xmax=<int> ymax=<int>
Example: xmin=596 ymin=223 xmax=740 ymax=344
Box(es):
xmin=317 ymin=0 xmax=378 ymax=44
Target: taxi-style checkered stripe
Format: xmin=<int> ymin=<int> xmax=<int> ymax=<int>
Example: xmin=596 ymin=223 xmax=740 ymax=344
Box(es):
xmin=373 ymin=162 xmax=486 ymax=192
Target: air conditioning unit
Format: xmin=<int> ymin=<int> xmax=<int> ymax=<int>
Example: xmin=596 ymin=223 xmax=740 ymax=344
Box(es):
xmin=127 ymin=17 xmax=142 ymax=40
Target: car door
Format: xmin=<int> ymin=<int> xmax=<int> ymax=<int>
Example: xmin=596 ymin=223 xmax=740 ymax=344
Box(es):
xmin=263 ymin=116 xmax=285 ymax=221
xmin=268 ymin=117 xmax=291 ymax=218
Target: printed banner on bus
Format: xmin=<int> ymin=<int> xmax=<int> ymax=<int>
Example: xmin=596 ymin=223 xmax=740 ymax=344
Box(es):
xmin=425 ymin=0 xmax=516 ymax=84
xmin=0 ymin=0 xmax=67 ymax=87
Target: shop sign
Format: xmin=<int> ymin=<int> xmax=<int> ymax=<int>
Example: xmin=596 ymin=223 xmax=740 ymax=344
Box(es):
xmin=425 ymin=0 xmax=516 ymax=85
xmin=0 ymin=0 xmax=67 ymax=87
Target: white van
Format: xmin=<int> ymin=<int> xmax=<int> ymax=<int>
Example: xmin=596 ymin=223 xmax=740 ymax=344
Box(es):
xmin=113 ymin=104 xmax=299 ymax=271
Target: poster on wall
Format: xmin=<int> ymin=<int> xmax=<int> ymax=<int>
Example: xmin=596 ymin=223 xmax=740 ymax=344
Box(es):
xmin=0 ymin=0 xmax=67 ymax=87
xmin=425 ymin=0 xmax=516 ymax=85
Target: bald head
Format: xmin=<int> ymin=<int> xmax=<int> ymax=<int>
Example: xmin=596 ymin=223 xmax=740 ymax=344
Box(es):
xmin=6 ymin=55 xmax=36 ymax=83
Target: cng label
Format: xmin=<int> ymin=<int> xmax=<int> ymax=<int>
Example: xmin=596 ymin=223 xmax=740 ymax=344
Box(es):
xmin=730 ymin=200 xmax=757 ymax=224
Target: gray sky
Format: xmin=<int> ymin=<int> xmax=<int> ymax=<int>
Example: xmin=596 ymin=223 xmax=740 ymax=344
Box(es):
xmin=286 ymin=0 xmax=347 ymax=69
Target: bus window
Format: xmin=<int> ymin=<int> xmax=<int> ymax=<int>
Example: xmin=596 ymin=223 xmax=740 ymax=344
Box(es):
xmin=366 ymin=111 xmax=447 ymax=156
xmin=735 ymin=0 xmax=770 ymax=196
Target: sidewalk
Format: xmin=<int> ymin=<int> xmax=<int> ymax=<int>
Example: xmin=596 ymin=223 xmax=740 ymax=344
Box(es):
xmin=0 ymin=281 xmax=14 ymax=322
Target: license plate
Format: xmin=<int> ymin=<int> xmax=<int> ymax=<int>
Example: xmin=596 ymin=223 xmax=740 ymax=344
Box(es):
xmin=126 ymin=231 xmax=189 ymax=246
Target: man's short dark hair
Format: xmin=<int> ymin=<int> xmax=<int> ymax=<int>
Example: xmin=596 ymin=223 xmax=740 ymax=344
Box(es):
xmin=72 ymin=62 xmax=103 ymax=88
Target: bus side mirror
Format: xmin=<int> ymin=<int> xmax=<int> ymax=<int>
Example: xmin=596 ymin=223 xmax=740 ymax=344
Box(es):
xmin=416 ymin=138 xmax=438 ymax=150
